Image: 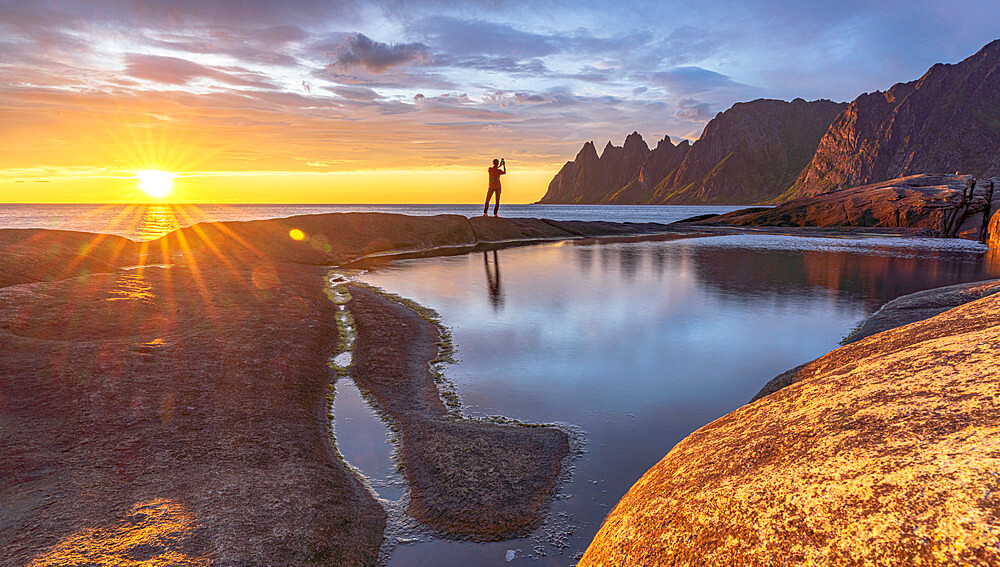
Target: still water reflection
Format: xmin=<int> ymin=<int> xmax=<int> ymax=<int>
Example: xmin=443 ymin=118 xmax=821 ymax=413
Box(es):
xmin=350 ymin=234 xmax=998 ymax=566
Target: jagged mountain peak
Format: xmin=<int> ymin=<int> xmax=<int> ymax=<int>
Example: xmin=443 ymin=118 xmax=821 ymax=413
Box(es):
xmin=575 ymin=141 xmax=599 ymax=162
xmin=539 ymin=98 xmax=846 ymax=205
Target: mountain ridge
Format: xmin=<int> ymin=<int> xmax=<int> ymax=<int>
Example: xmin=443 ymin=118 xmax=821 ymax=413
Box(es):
xmin=540 ymin=39 xmax=1000 ymax=205
xmin=538 ymin=98 xmax=846 ymax=205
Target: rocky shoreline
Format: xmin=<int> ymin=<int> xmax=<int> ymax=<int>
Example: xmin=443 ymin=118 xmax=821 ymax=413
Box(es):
xmin=681 ymin=173 xmax=1000 ymax=242
xmin=0 ymin=213 xmax=708 ymax=566
xmin=5 ymin=211 xmax=999 ymax=565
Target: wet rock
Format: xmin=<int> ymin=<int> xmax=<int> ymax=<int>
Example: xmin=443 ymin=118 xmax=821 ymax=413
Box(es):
xmin=468 ymin=217 xmax=574 ymax=243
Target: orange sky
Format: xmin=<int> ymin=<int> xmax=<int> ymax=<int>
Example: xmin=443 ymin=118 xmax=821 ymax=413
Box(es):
xmin=0 ymin=87 xmax=564 ymax=203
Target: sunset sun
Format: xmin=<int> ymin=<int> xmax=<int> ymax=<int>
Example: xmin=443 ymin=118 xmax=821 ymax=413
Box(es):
xmin=135 ymin=169 xmax=175 ymax=199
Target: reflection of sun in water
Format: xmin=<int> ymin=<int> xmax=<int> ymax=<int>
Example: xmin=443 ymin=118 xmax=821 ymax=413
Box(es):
xmin=135 ymin=169 xmax=175 ymax=199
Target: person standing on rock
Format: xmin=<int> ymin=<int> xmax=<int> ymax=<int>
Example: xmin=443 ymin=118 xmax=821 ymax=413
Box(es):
xmin=483 ymin=158 xmax=505 ymax=217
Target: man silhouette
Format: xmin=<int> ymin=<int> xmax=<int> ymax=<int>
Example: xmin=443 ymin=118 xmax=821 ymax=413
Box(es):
xmin=483 ymin=158 xmax=505 ymax=217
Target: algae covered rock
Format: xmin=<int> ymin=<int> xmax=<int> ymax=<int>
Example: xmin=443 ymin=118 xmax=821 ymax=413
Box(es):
xmin=581 ymin=292 xmax=1000 ymax=566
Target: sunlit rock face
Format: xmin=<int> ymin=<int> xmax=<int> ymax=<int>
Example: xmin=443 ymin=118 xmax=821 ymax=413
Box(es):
xmin=988 ymin=209 xmax=1000 ymax=247
xmin=791 ymin=40 xmax=1000 ymax=199
xmin=694 ymin=173 xmax=997 ymax=241
xmin=581 ymin=291 xmax=1000 ymax=566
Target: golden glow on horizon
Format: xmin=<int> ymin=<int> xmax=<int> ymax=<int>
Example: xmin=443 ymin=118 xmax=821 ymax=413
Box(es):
xmin=0 ymin=167 xmax=556 ymax=204
xmin=135 ymin=170 xmax=175 ymax=199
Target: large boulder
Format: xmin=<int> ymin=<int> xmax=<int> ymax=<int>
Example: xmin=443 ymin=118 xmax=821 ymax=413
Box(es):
xmin=581 ymin=291 xmax=1000 ymax=566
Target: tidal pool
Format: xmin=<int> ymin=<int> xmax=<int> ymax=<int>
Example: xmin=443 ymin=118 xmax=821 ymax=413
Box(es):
xmin=336 ymin=233 xmax=999 ymax=566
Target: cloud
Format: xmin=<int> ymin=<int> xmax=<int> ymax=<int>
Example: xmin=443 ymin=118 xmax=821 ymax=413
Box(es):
xmin=0 ymin=0 xmax=361 ymax=29
xmin=139 ymin=26 xmax=308 ymax=67
xmin=328 ymin=85 xmax=381 ymax=101
xmin=649 ymin=25 xmax=723 ymax=67
xmin=407 ymin=16 xmax=559 ymax=58
xmin=122 ymin=54 xmax=278 ymax=88
xmin=431 ymin=54 xmax=550 ymax=75
xmin=674 ymin=98 xmax=716 ymax=121
xmin=319 ymin=32 xmax=431 ymax=73
xmin=483 ymin=90 xmax=558 ymax=108
xmin=481 ymin=124 xmax=512 ymax=134
xmin=647 ymin=66 xmax=745 ymax=95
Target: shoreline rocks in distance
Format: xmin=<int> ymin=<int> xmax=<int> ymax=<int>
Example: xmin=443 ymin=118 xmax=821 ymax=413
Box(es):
xmin=684 ymin=173 xmax=999 ymax=242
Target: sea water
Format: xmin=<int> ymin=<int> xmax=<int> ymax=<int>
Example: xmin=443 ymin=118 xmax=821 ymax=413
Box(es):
xmin=0 ymin=203 xmax=742 ymax=240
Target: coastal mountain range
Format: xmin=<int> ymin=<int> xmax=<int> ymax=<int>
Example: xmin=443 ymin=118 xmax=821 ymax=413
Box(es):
xmin=539 ymin=39 xmax=1000 ymax=205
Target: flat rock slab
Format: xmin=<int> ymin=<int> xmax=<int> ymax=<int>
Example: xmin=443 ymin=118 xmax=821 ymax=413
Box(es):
xmin=0 ymin=263 xmax=385 ymax=567
xmin=582 ymin=290 xmax=1000 ymax=566
xmin=150 ymin=212 xmax=478 ymax=266
xmin=346 ymin=285 xmax=569 ymax=539
xmin=0 ymin=229 xmax=139 ymax=288
xmin=467 ymin=216 xmax=574 ymax=243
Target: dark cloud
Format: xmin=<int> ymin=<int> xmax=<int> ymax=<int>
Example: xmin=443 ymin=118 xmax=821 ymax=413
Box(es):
xmin=318 ymin=32 xmax=431 ymax=73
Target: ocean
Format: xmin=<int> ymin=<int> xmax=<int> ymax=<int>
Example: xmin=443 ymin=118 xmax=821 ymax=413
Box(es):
xmin=0 ymin=203 xmax=744 ymax=241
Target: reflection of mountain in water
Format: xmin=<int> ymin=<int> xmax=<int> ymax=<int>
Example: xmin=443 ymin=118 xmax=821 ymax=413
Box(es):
xmin=686 ymin=239 xmax=998 ymax=310
xmin=571 ymin=237 xmax=1000 ymax=312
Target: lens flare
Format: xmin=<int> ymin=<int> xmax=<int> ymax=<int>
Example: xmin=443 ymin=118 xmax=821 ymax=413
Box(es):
xmin=135 ymin=170 xmax=175 ymax=199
